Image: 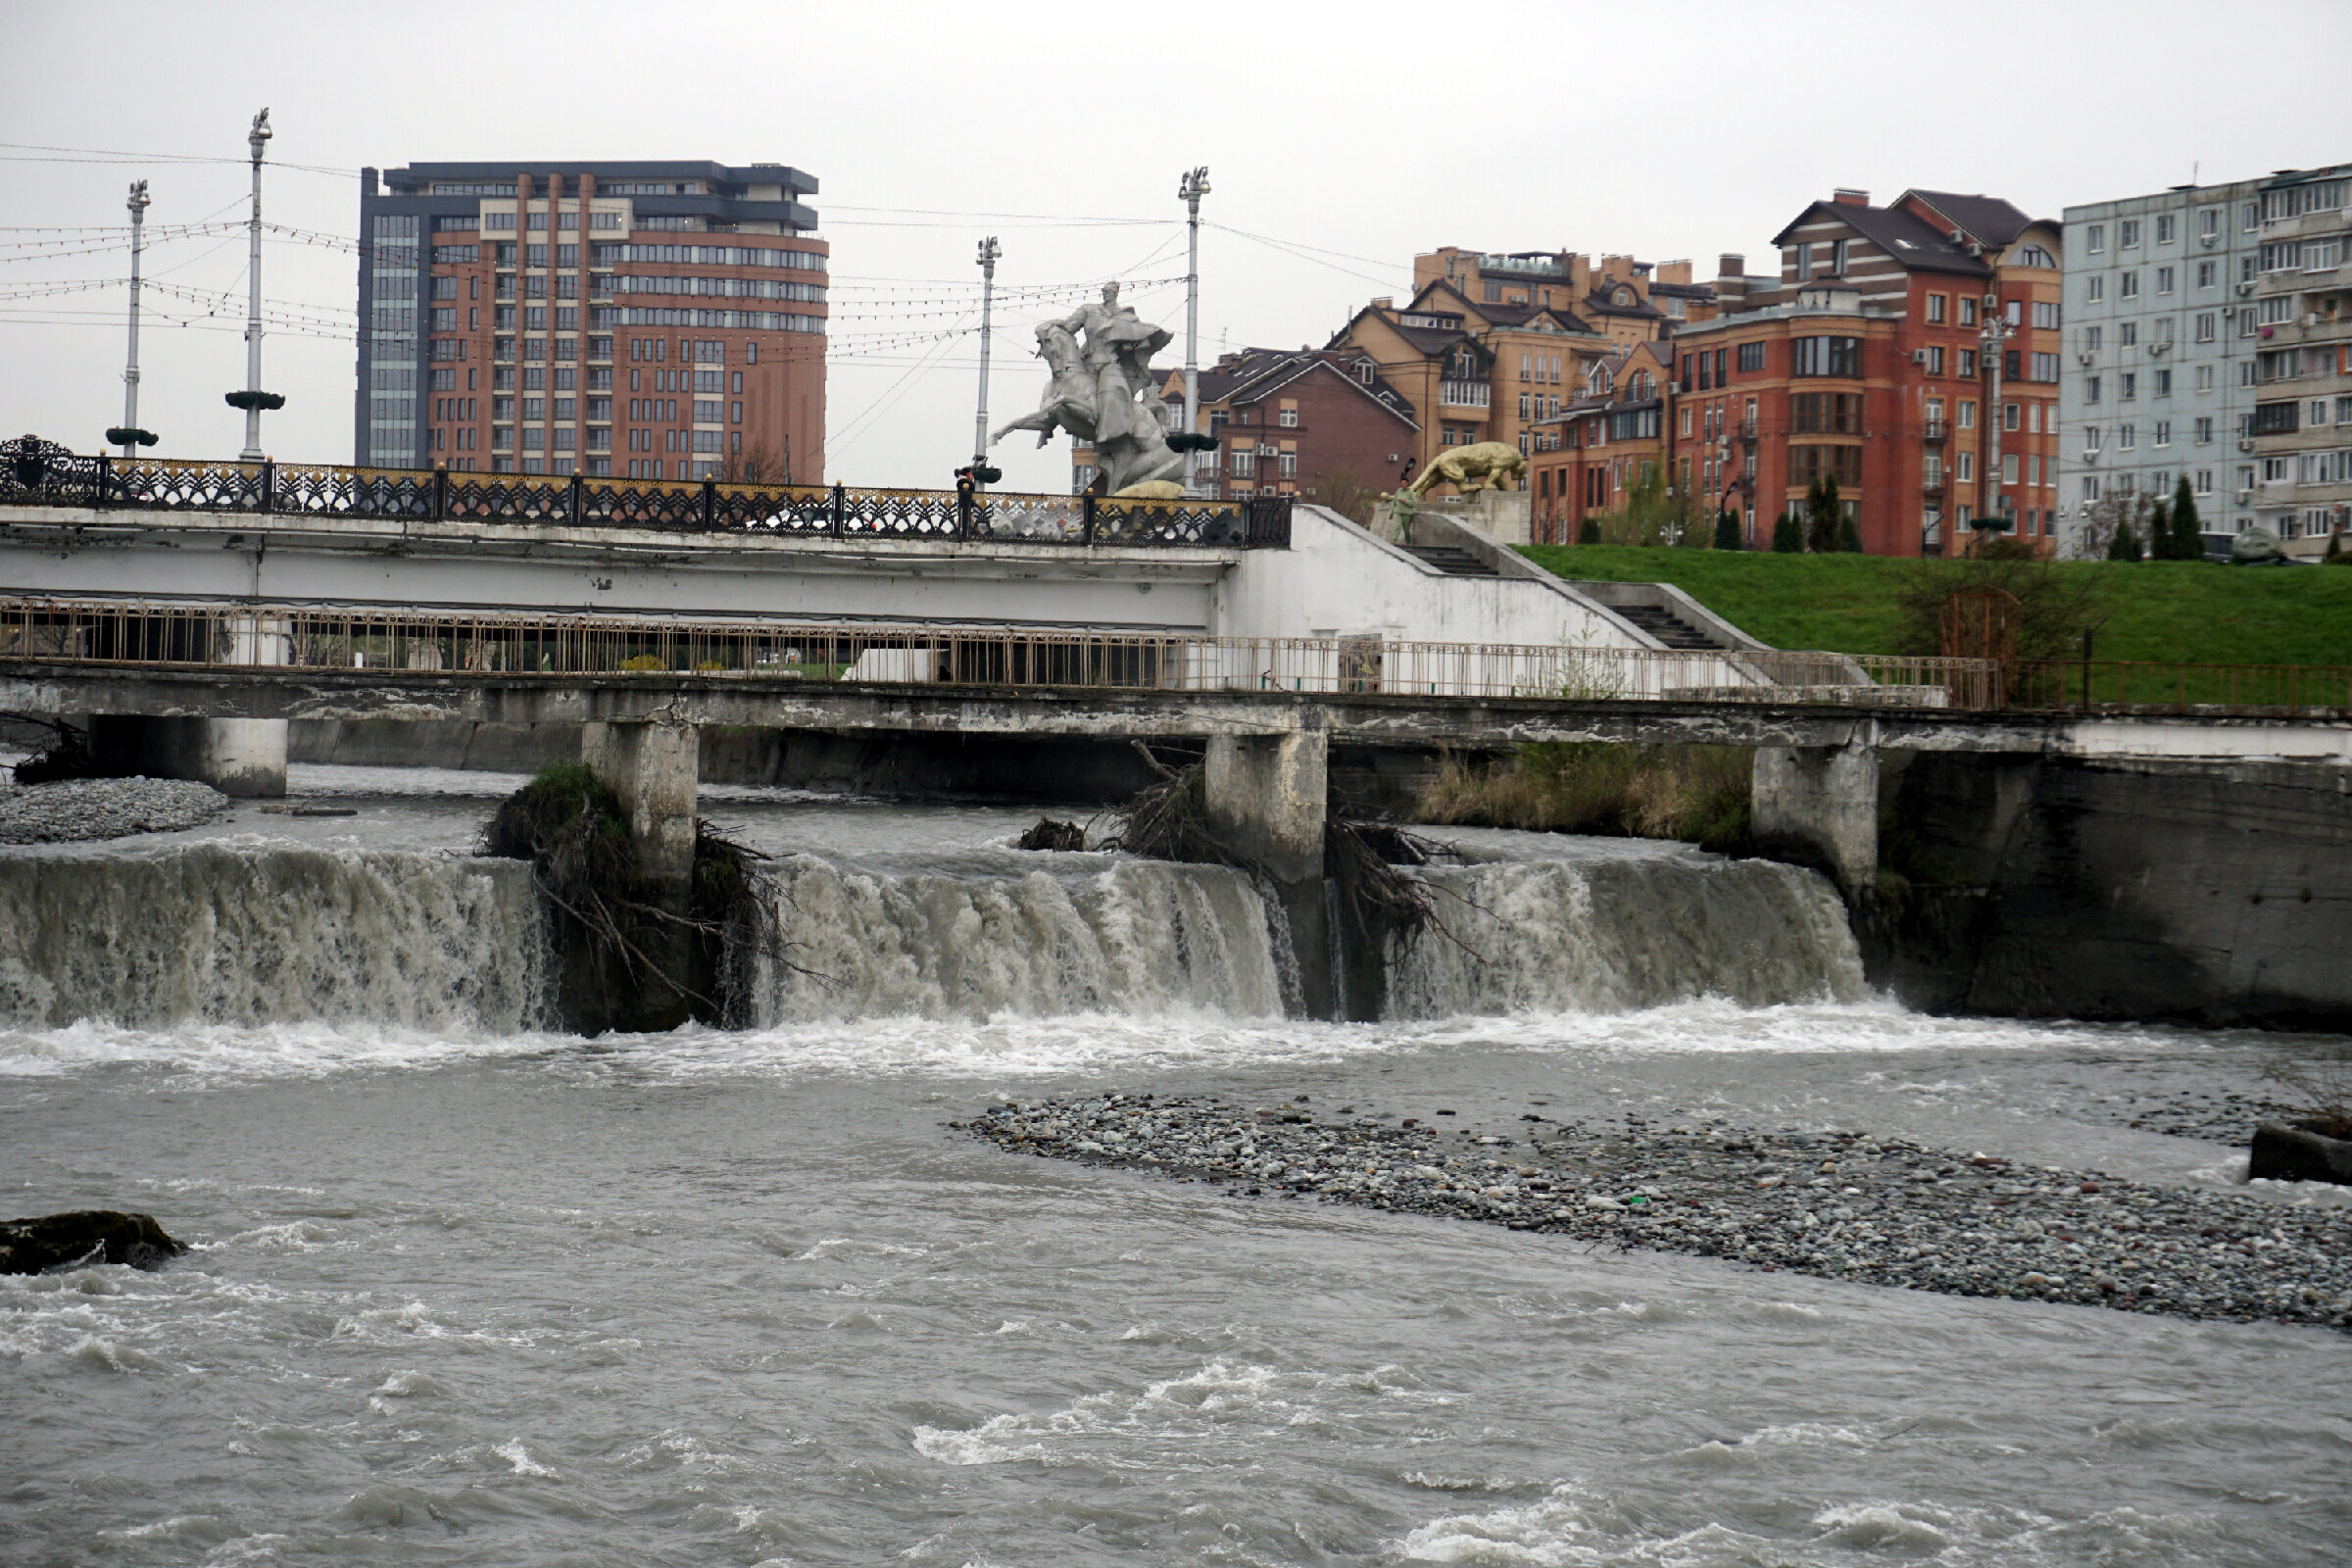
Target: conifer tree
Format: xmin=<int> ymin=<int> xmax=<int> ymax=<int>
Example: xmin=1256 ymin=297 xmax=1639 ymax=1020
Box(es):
xmin=1771 ymin=510 xmax=1804 ymax=552
xmin=2147 ymin=499 xmax=2174 ymax=559
xmin=1806 ymin=475 xmax=1841 ymax=553
xmin=2170 ymin=473 xmax=2203 ymax=561
xmin=1713 ymin=509 xmax=1741 ymax=550
xmin=2107 ymin=520 xmax=2143 ymax=562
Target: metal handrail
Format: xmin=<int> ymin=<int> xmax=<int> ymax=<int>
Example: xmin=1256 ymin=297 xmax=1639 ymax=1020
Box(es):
xmin=0 ymin=436 xmax=1292 ymax=550
xmin=2011 ymin=658 xmax=2352 ymax=717
xmin=0 ymin=596 xmax=2002 ymax=708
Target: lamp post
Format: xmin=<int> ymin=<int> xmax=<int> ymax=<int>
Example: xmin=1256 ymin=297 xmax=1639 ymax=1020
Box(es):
xmin=225 ymin=108 xmax=281 ymax=460
xmin=1979 ymin=299 xmax=2012 ymax=544
xmin=110 ymin=180 xmax=155 ymax=457
xmin=1178 ymin=166 xmax=1209 ymax=494
xmin=971 ymin=235 xmax=1001 ymax=489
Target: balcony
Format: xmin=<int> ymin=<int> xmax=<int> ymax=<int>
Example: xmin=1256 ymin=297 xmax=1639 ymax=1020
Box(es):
xmin=1439 ymin=381 xmax=1491 ymax=409
xmin=1737 ymin=417 xmax=1758 ymax=443
xmin=1922 ymin=419 xmax=1949 ymax=443
xmin=1922 ymin=473 xmax=1947 ymax=494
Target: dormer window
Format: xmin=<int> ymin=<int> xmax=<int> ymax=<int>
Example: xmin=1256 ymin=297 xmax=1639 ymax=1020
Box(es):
xmin=1353 ymin=358 xmax=1375 ymax=385
xmin=1613 ymin=286 xmax=1634 ymax=306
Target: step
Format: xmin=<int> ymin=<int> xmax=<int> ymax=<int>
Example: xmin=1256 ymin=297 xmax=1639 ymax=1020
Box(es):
xmin=1399 ymin=545 xmax=1500 ymax=577
xmin=1612 ymin=604 xmax=1726 ymax=651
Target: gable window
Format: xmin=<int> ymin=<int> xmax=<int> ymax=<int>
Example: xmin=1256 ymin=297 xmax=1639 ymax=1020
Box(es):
xmin=1793 ymin=241 xmax=1814 ymax=281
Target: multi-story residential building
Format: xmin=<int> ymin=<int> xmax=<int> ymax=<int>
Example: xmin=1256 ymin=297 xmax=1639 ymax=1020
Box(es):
xmin=1642 ymin=188 xmax=2063 ymax=556
xmin=1412 ymin=247 xmax=1723 ymax=341
xmin=1326 ymin=285 xmax=1612 ymax=475
xmin=357 ymin=161 xmax=826 ymax=482
xmin=2058 ymin=173 xmax=2273 ymax=554
xmin=1526 ymin=342 xmax=1674 ymax=541
xmin=2243 ymin=167 xmax=2352 ymax=555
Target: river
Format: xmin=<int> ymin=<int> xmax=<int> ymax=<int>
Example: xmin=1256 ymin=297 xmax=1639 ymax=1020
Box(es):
xmin=2 ymin=767 xmax=2346 ymax=1567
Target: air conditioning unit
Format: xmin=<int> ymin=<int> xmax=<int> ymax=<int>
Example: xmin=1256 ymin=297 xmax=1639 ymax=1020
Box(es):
xmin=2235 ymin=281 xmax=2255 ymax=296
xmin=2238 ymin=439 xmax=2256 ymax=453
xmin=1255 ymin=443 xmax=1278 ymax=458
xmin=2078 ymin=352 xmax=2095 ymax=367
xmin=1910 ymin=349 xmax=1928 ymax=365
xmin=2307 ymin=313 xmax=2324 ymax=327
xmin=2235 ymin=490 xmax=2252 ymax=504
xmin=2148 ymin=341 xmax=2169 ymax=356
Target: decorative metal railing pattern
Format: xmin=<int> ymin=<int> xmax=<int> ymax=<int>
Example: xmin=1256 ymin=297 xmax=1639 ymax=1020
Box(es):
xmin=0 ymin=597 xmax=2001 ymax=708
xmin=0 ymin=435 xmax=1290 ymax=549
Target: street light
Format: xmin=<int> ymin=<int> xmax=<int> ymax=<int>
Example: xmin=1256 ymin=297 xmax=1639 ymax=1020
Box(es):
xmin=969 ymin=235 xmax=1002 ymax=488
xmin=106 ymin=179 xmax=159 ymax=456
xmin=1178 ymin=166 xmax=1209 ymax=494
xmin=223 ymin=109 xmax=283 ymax=459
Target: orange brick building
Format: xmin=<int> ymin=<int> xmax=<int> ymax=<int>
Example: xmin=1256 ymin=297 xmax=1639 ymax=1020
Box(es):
xmin=1525 ymin=190 xmax=2064 ymax=554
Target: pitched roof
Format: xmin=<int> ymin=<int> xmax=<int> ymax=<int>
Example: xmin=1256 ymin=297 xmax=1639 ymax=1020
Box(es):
xmin=1902 ymin=189 xmax=2035 ymax=248
xmin=1772 ymin=199 xmax=1993 ymax=278
xmin=1167 ymin=347 xmax=1419 ymax=429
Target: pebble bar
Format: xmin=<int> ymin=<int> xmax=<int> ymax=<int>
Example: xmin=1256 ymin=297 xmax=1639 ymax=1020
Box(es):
xmin=958 ymin=1094 xmax=2352 ymax=1332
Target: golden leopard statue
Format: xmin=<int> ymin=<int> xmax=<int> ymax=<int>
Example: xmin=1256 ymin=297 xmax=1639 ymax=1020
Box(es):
xmin=1404 ymin=441 xmax=1526 ymax=499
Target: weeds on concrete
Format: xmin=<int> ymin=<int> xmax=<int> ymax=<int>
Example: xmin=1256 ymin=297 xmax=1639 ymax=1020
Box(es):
xmin=1414 ymin=742 xmax=1752 ymax=852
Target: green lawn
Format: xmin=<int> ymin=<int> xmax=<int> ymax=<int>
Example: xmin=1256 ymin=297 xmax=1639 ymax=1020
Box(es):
xmin=1519 ymin=546 xmax=2352 ymax=667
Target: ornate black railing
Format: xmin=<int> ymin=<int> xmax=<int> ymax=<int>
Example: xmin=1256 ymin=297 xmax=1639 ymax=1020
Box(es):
xmin=0 ymin=435 xmax=1292 ymax=550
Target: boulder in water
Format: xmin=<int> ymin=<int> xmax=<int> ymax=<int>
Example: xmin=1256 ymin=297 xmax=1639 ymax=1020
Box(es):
xmin=2249 ymin=1122 xmax=2352 ymax=1185
xmin=1017 ymin=817 xmax=1087 ymax=852
xmin=0 ymin=1210 xmax=187 ymax=1274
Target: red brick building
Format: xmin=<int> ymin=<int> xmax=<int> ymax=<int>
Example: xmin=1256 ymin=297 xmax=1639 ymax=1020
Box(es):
xmin=1528 ymin=343 xmax=1675 ymax=541
xmin=1661 ymin=189 xmax=2064 ymax=554
xmin=360 ymin=162 xmax=827 ymax=483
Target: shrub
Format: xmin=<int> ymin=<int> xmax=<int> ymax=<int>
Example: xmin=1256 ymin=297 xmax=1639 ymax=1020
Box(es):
xmin=1577 ymin=517 xmax=1601 ymax=545
xmin=1713 ymin=510 xmax=1742 ymax=551
xmin=1770 ymin=511 xmax=1804 ymax=553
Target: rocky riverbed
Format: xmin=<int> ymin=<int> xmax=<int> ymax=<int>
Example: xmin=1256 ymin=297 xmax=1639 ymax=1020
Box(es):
xmin=960 ymin=1094 xmax=2352 ymax=1332
xmin=0 ymin=777 xmax=228 ymax=844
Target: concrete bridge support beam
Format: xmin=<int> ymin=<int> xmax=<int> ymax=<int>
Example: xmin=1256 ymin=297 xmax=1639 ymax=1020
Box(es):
xmin=1751 ymin=741 xmax=1879 ymax=899
xmin=86 ymin=715 xmax=289 ymax=799
xmin=1203 ymin=727 xmax=1335 ymax=1018
xmin=580 ymin=716 xmax=700 ymax=891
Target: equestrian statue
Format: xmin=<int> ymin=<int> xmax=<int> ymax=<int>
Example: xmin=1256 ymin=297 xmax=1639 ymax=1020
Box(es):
xmin=992 ymin=282 xmax=1186 ymax=496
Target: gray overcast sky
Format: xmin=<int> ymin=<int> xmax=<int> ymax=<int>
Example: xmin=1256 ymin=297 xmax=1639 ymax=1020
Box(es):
xmin=5 ymin=0 xmax=2349 ymax=492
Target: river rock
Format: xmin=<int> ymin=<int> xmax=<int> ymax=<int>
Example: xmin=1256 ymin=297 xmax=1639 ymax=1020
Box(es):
xmin=0 ymin=1210 xmax=187 ymax=1274
xmin=2249 ymin=1122 xmax=2352 ymax=1185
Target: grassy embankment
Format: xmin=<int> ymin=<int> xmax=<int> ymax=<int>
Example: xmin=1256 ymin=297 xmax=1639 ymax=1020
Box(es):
xmin=1516 ymin=546 xmax=2352 ymax=666
xmin=1418 ymin=549 xmax=2352 ymax=843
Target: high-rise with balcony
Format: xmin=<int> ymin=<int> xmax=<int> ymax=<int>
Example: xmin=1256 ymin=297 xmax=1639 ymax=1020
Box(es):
xmin=356 ymin=162 xmax=825 ymax=483
xmin=2057 ymin=174 xmax=2271 ymax=555
xmin=2242 ymin=167 xmax=2352 ymax=555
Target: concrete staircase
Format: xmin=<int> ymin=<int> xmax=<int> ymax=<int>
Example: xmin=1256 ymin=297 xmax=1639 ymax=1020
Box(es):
xmin=1398 ymin=543 xmax=1500 ymax=577
xmin=1607 ymin=602 xmax=1727 ymax=650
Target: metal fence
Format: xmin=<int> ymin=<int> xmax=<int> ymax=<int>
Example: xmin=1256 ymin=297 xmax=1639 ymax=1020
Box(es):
xmin=0 ymin=597 xmax=2000 ymax=707
xmin=2011 ymin=659 xmax=2352 ymax=717
xmin=0 ymin=435 xmax=1290 ymax=549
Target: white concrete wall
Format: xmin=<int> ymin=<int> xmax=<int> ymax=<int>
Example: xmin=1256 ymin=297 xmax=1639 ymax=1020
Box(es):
xmin=1213 ymin=505 xmax=1646 ymax=651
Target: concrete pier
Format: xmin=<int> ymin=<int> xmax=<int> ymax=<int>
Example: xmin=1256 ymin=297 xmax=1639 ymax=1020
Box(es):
xmin=1203 ymin=725 xmax=1334 ymax=1017
xmin=580 ymin=716 xmax=700 ymax=891
xmin=86 ymin=716 xmax=287 ymax=798
xmin=1750 ymin=741 xmax=1879 ymax=899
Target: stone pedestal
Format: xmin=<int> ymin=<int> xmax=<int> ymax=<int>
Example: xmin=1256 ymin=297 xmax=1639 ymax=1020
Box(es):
xmin=1405 ymin=489 xmax=1531 ymax=546
xmin=575 ymin=715 xmax=705 ymax=1033
xmin=580 ymin=716 xmax=700 ymax=892
xmin=1751 ymin=742 xmax=1878 ymax=899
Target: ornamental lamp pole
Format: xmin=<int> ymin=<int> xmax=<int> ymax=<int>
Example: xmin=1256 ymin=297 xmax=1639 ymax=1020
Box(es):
xmin=971 ymin=235 xmax=1002 ymax=489
xmin=110 ymin=180 xmax=156 ymax=457
xmin=225 ymin=108 xmax=282 ymax=461
xmin=1179 ymin=166 xmax=1209 ymax=494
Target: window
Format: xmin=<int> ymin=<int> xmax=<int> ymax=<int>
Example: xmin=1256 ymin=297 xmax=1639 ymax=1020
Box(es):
xmin=2155 ymin=368 xmax=2172 ymax=396
xmin=1925 ymin=344 xmax=1946 ymax=375
xmin=2195 ymin=468 xmax=2213 ymax=494
xmin=1278 ymin=452 xmax=1298 ymax=479
xmin=2031 ymin=352 xmax=2059 ymax=382
xmin=2086 ymin=275 xmax=2104 ymax=304
xmin=1956 ymin=452 xmax=1975 ymax=482
xmin=2156 ymin=213 xmax=2176 ymax=244
xmin=2002 ymin=453 xmax=2020 ymax=484
xmin=2153 ymin=419 xmax=2172 ymax=448
xmin=2120 ymin=270 xmax=2139 ymax=300
xmin=2156 ymin=266 xmax=2175 ymax=295
xmin=1960 ymin=296 xmax=1978 ymax=326
xmin=1958 ymin=400 xmax=1977 ymax=429
xmin=1277 ymin=406 xmax=1298 ymax=427
xmin=2003 ymin=402 xmax=2020 ymax=431
xmin=2033 ymin=301 xmax=2059 ymax=329
xmin=1959 ymin=349 xmax=1977 ymax=378
xmin=1229 ymin=448 xmax=1255 ymax=477
xmin=2259 ymin=295 xmax=2293 ymax=325
xmin=1737 ymin=341 xmax=1765 ymax=372
xmin=2250 ymin=401 xmax=2299 ymax=436
xmin=2118 ymin=320 xmax=2137 ymax=348
xmin=1793 ymin=241 xmax=1813 ymax=280
xmin=2119 ymin=423 xmax=2136 ymax=451
xmin=2194 ymin=312 xmax=2215 ymax=343
xmin=2085 ymin=375 xmax=2101 ymax=404
xmin=2121 ymin=371 xmax=2136 ymax=400
xmin=2194 ymin=416 xmax=2214 ymax=444
xmin=2195 ymin=365 xmax=2214 ymax=392
xmin=2082 ymin=476 xmax=2101 ymax=502
xmin=2195 ymin=260 xmax=2216 ymax=289
xmin=2083 ymin=425 xmax=2103 ymax=452
xmin=2086 ymin=223 xmax=2105 ymax=254
xmin=1926 ymin=293 xmax=1946 ymax=323
xmin=1789 ymin=336 xmax=1861 ymax=376
xmin=2028 ymin=404 xmax=2041 ymax=433
xmin=2121 ymin=219 xmax=2141 ymax=248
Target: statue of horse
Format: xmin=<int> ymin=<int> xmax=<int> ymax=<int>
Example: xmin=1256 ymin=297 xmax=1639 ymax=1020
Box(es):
xmin=992 ymin=323 xmax=1095 ymax=448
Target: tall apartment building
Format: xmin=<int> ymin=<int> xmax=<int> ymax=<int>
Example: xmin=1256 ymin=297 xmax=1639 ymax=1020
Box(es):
xmin=1566 ymin=189 xmax=2063 ymax=556
xmin=2244 ymin=168 xmax=2352 ymax=555
xmin=2057 ymin=173 xmax=2272 ymax=555
xmin=356 ymin=161 xmax=825 ymax=482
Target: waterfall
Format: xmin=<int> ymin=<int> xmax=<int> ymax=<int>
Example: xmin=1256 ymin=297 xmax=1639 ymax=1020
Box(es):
xmin=0 ymin=843 xmax=548 ymax=1032
xmin=0 ymin=833 xmax=1863 ymax=1034
xmin=1386 ymin=854 xmax=1867 ymax=1016
xmin=742 ymin=856 xmax=1288 ymax=1023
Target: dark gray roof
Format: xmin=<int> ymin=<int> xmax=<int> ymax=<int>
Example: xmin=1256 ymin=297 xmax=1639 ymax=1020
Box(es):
xmin=1772 ymin=200 xmax=1992 ymax=278
xmin=380 ymin=160 xmax=816 ymax=197
xmin=1902 ymin=190 xmax=2034 ymax=248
